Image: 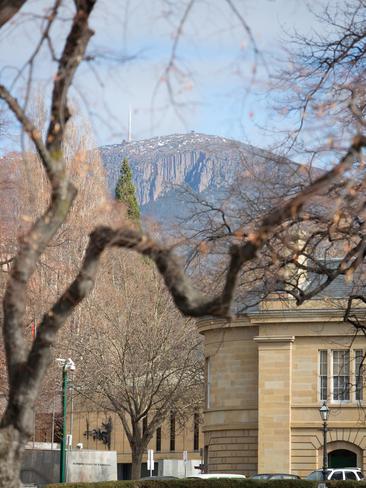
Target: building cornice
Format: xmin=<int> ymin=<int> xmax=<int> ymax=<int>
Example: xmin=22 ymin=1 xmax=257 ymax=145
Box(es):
xmin=197 ymin=308 xmax=364 ymax=333
xmin=197 ymin=317 xmax=251 ymax=333
xmin=291 ymin=403 xmax=364 ymax=408
xmin=253 ymin=335 xmax=295 ymax=344
xmin=202 ymin=422 xmax=258 ymax=432
xmin=248 ymin=308 xmax=348 ymax=324
xmin=291 ymin=421 xmax=366 ymax=429
xmin=204 ymin=406 xmax=258 ymax=413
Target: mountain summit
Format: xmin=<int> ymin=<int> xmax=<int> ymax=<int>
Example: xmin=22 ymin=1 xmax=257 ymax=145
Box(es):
xmin=99 ymin=132 xmax=301 ymax=221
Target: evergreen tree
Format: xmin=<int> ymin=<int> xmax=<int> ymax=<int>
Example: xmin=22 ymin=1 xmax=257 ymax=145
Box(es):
xmin=115 ymin=157 xmax=141 ymax=222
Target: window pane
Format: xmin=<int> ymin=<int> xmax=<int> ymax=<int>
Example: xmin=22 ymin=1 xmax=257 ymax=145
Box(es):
xmin=355 ymin=350 xmax=363 ymax=401
xmin=334 ymin=376 xmax=350 ymax=400
xmin=333 ymin=350 xmax=349 ymax=374
xmin=333 ymin=350 xmax=350 ymax=400
xmin=170 ymin=412 xmax=175 ymax=451
xmin=156 ymin=427 xmax=161 ymax=452
xmin=320 ymin=376 xmax=327 ymax=401
xmin=331 ymin=472 xmax=343 ymax=480
xmin=206 ymin=357 xmax=211 ymax=408
xmin=319 ymin=351 xmax=328 ymax=400
xmin=193 ymin=412 xmax=199 ymax=451
xmin=346 ymin=472 xmax=357 ymax=480
xmin=320 ymin=350 xmax=327 ymax=375
xmin=307 ymin=471 xmax=323 ymax=480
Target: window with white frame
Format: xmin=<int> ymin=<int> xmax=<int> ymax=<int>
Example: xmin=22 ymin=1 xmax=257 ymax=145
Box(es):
xmin=355 ymin=349 xmax=364 ymax=401
xmin=319 ymin=349 xmax=363 ymax=402
xmin=319 ymin=350 xmax=328 ymax=401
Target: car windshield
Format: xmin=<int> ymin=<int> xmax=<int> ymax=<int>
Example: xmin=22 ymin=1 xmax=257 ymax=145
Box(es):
xmin=307 ymin=470 xmax=331 ymax=480
xmin=251 ymin=475 xmax=270 ymax=480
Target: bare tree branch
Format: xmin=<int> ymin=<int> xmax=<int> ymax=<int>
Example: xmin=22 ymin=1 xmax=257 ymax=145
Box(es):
xmin=0 ymin=0 xmax=96 ymax=440
xmin=0 ymin=0 xmax=26 ymax=28
xmin=24 ymin=134 xmax=365 ymax=356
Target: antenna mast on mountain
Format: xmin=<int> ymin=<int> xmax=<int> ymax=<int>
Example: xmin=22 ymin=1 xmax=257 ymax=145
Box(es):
xmin=127 ymin=105 xmax=132 ymax=142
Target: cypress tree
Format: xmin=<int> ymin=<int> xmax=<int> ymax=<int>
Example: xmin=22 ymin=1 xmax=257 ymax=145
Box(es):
xmin=115 ymin=157 xmax=141 ymax=222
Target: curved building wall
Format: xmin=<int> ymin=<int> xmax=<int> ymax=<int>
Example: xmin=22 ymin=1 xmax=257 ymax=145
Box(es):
xmin=198 ymin=303 xmax=366 ymax=477
xmin=200 ymin=319 xmax=259 ymax=474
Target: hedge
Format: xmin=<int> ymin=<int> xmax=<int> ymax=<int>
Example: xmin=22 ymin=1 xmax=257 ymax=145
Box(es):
xmin=44 ymin=480 xmax=366 ymax=488
xmin=45 ymin=479 xmax=319 ymax=488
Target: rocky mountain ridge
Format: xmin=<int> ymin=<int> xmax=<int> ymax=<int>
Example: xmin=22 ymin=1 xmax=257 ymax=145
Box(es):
xmin=98 ymin=132 xmax=300 ymax=220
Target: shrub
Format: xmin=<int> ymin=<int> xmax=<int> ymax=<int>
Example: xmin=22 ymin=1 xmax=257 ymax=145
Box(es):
xmin=45 ymin=478 xmax=318 ymax=488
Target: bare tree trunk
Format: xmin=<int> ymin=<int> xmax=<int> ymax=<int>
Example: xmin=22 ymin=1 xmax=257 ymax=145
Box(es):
xmin=0 ymin=2 xmax=97 ymax=485
xmin=131 ymin=444 xmax=143 ymax=480
xmin=0 ymin=426 xmax=23 ymax=488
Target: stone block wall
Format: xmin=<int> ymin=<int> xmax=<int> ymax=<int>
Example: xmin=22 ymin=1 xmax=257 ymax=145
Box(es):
xmin=204 ymin=429 xmax=257 ymax=475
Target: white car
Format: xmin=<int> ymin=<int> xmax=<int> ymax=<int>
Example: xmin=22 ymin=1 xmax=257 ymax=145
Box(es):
xmin=306 ymin=468 xmax=364 ymax=481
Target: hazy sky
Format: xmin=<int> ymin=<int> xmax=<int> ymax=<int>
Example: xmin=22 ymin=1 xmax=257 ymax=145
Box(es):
xmin=0 ymin=0 xmax=326 ymax=153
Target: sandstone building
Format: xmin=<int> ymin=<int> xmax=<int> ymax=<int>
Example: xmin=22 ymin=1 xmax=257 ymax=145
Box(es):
xmin=68 ymin=409 xmax=203 ymax=479
xmin=199 ymin=296 xmax=366 ymax=477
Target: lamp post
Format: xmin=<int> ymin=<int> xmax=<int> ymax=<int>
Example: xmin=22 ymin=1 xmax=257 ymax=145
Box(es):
xmin=57 ymin=358 xmax=75 ymax=483
xmin=319 ymin=402 xmax=330 ymax=481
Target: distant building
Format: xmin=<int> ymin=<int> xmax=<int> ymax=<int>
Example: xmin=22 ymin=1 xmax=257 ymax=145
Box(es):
xmin=199 ymin=295 xmax=366 ymax=477
xmin=68 ymin=410 xmax=203 ymax=479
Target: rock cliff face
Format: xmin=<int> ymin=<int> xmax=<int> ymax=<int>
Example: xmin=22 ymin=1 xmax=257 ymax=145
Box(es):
xmin=99 ymin=132 xmax=300 ymax=220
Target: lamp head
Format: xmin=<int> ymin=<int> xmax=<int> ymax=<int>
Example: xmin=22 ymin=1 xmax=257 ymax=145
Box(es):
xmin=65 ymin=358 xmax=75 ymax=371
xmin=319 ymin=402 xmax=329 ymax=421
xmin=56 ymin=358 xmax=75 ymax=371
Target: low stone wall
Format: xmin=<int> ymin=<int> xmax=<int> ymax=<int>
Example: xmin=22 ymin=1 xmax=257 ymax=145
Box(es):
xmin=67 ymin=449 xmax=117 ymax=482
xmin=21 ymin=449 xmax=59 ymax=485
xmin=20 ymin=448 xmax=117 ymax=485
xmin=158 ymin=459 xmax=201 ymax=477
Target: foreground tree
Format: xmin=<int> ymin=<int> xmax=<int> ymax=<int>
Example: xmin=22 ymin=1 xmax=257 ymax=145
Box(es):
xmin=266 ymin=0 xmax=366 ymax=318
xmin=1 ymin=1 xmax=366 ymax=486
xmin=0 ymin=2 xmax=99 ymax=486
xmin=178 ymin=0 xmax=366 ymax=321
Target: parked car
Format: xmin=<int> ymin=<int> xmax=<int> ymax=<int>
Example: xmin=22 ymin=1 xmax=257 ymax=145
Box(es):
xmin=251 ymin=474 xmax=301 ymax=480
xmin=140 ymin=476 xmax=179 ymax=480
xmin=306 ymin=468 xmax=364 ymax=481
xmin=187 ymin=474 xmax=246 ymax=479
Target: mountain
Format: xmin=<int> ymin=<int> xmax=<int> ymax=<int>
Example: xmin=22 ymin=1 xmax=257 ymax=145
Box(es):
xmin=98 ymin=132 xmax=305 ymax=221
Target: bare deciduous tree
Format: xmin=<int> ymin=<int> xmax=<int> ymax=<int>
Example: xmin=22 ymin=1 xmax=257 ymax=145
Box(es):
xmin=63 ymin=253 xmax=203 ymax=479
xmin=1 ymin=1 xmax=366 ymax=486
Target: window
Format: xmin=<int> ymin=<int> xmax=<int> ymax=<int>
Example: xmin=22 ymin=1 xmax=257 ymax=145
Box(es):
xmin=193 ymin=412 xmax=199 ymax=451
xmin=319 ymin=350 xmax=328 ymax=401
xmin=346 ymin=472 xmax=357 ymax=480
xmin=143 ymin=415 xmax=148 ymax=435
xmin=330 ymin=472 xmax=343 ymax=480
xmin=355 ymin=349 xmax=364 ymax=401
xmin=203 ymin=445 xmax=209 ymax=472
xmin=333 ymin=350 xmax=350 ymax=400
xmin=206 ymin=357 xmax=211 ymax=408
xmin=156 ymin=427 xmax=161 ymax=452
xmin=170 ymin=412 xmax=175 ymax=451
xmin=319 ymin=349 xmax=363 ymax=402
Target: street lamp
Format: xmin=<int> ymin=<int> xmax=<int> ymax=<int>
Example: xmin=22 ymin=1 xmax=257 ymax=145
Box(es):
xmin=319 ymin=402 xmax=330 ymax=481
xmin=56 ymin=358 xmax=75 ymax=483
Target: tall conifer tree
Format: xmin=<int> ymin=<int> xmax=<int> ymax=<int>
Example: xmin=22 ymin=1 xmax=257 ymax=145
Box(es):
xmin=115 ymin=157 xmax=141 ymax=222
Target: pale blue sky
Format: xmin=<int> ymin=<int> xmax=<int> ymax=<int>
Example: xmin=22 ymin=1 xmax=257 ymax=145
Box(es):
xmin=0 ymin=0 xmax=325 ymax=153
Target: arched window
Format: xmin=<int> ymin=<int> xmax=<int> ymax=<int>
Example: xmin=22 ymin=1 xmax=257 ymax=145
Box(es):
xmin=328 ymin=449 xmax=357 ymax=469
